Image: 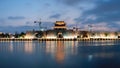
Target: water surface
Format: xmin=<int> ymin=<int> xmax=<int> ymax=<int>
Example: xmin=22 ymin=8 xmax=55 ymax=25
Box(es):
xmin=0 ymin=40 xmax=120 ymax=68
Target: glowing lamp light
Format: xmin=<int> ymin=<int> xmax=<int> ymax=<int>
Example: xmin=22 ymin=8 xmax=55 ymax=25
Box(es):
xmin=90 ymin=35 xmax=117 ymax=39
xmin=64 ymin=36 xmax=76 ymax=39
xmin=46 ymin=36 xmax=56 ymax=39
xmin=24 ymin=35 xmax=35 ymax=39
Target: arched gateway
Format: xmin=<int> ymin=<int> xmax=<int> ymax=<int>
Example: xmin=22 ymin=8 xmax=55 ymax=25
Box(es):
xmin=45 ymin=21 xmax=77 ymax=39
xmin=54 ymin=21 xmax=67 ymax=38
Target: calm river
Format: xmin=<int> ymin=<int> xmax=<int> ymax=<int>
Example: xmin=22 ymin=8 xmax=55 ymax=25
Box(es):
xmin=0 ymin=40 xmax=120 ymax=68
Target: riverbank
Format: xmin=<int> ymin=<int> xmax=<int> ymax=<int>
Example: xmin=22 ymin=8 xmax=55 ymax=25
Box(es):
xmin=0 ymin=38 xmax=120 ymax=41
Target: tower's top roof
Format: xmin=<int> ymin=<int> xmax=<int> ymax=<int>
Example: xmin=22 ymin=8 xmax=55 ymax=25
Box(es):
xmin=54 ymin=21 xmax=67 ymax=29
xmin=55 ymin=21 xmax=66 ymax=25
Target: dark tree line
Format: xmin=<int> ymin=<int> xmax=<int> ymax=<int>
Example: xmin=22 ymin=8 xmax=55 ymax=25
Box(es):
xmin=0 ymin=33 xmax=10 ymax=38
xmin=0 ymin=32 xmax=26 ymax=38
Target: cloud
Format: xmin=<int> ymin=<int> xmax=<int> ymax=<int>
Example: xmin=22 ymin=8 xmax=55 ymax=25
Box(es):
xmin=74 ymin=0 xmax=120 ymax=31
xmin=0 ymin=18 xmax=7 ymax=26
xmin=89 ymin=22 xmax=118 ymax=31
xmin=44 ymin=3 xmax=51 ymax=7
xmin=77 ymin=0 xmax=120 ymax=22
xmin=59 ymin=0 xmax=82 ymax=6
xmin=0 ymin=26 xmax=33 ymax=33
xmin=0 ymin=21 xmax=54 ymax=33
xmin=58 ymin=0 xmax=96 ymax=6
xmin=49 ymin=13 xmax=61 ymax=19
xmin=8 ymin=16 xmax=25 ymax=20
xmin=0 ymin=18 xmax=5 ymax=23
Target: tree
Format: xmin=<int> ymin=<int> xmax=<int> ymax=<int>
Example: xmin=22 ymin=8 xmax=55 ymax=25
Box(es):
xmin=81 ymin=31 xmax=88 ymax=38
xmin=104 ymin=32 xmax=109 ymax=37
xmin=4 ymin=33 xmax=10 ymax=38
xmin=91 ymin=33 xmax=95 ymax=37
xmin=14 ymin=32 xmax=19 ymax=38
xmin=19 ymin=32 xmax=25 ymax=38
xmin=114 ymin=32 xmax=118 ymax=36
xmin=0 ymin=33 xmax=5 ymax=38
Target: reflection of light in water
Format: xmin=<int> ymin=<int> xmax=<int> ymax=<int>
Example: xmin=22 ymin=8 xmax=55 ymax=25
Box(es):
xmin=88 ymin=55 xmax=93 ymax=61
xmin=79 ymin=40 xmax=116 ymax=46
xmin=45 ymin=41 xmax=79 ymax=63
xmin=64 ymin=41 xmax=78 ymax=55
xmin=9 ymin=41 xmax=13 ymax=52
xmin=46 ymin=41 xmax=56 ymax=58
xmin=46 ymin=41 xmax=65 ymax=63
xmin=94 ymin=41 xmax=115 ymax=46
xmin=56 ymin=41 xmax=64 ymax=63
xmin=94 ymin=52 xmax=114 ymax=58
xmin=87 ymin=52 xmax=114 ymax=62
xmin=24 ymin=41 xmax=34 ymax=54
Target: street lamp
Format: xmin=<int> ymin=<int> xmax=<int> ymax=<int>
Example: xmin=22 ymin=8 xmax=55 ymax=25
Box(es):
xmin=34 ymin=19 xmax=42 ymax=31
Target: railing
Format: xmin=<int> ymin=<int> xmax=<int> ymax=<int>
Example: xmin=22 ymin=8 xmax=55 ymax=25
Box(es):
xmin=0 ymin=38 xmax=120 ymax=41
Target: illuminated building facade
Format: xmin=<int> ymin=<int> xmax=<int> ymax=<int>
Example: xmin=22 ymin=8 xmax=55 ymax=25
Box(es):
xmin=23 ymin=21 xmax=120 ymax=39
xmin=45 ymin=21 xmax=77 ymax=39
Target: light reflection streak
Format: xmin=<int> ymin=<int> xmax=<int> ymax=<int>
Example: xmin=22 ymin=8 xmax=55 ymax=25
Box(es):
xmin=46 ymin=41 xmax=65 ymax=63
xmin=0 ymin=40 xmax=119 ymax=64
xmin=78 ymin=40 xmax=117 ymax=46
xmin=94 ymin=52 xmax=114 ymax=58
xmin=55 ymin=41 xmax=65 ymax=63
xmin=9 ymin=41 xmax=13 ymax=52
xmin=88 ymin=55 xmax=93 ymax=61
xmin=24 ymin=41 xmax=34 ymax=54
xmin=46 ymin=41 xmax=56 ymax=56
xmin=87 ymin=52 xmax=115 ymax=62
xmin=45 ymin=41 xmax=78 ymax=63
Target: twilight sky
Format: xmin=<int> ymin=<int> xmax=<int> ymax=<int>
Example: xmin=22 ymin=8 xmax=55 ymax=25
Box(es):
xmin=0 ymin=0 xmax=120 ymax=33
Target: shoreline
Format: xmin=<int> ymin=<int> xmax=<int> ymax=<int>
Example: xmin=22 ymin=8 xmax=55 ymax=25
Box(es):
xmin=0 ymin=38 xmax=120 ymax=41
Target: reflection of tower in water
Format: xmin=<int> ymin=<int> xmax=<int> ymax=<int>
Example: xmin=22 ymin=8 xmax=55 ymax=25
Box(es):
xmin=45 ymin=41 xmax=78 ymax=63
xmin=45 ymin=41 xmax=65 ymax=63
xmin=56 ymin=41 xmax=65 ymax=63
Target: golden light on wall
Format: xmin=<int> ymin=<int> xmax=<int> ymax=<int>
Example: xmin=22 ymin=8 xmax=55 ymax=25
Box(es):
xmin=46 ymin=36 xmax=56 ymax=39
xmin=24 ymin=35 xmax=35 ymax=39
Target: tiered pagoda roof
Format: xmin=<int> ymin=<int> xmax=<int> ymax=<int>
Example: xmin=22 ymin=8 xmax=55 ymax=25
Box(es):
xmin=54 ymin=21 xmax=67 ymax=30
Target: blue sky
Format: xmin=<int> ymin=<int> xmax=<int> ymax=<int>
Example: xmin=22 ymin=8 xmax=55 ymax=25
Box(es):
xmin=0 ymin=0 xmax=120 ymax=33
